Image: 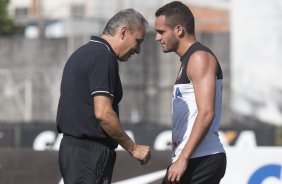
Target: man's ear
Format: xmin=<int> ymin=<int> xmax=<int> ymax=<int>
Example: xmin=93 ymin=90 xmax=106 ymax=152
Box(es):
xmin=174 ymin=25 xmax=184 ymax=37
xmin=120 ymin=27 xmax=128 ymax=40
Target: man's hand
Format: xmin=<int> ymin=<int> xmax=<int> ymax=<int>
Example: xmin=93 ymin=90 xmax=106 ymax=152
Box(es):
xmin=93 ymin=95 xmax=151 ymax=165
xmin=167 ymin=157 xmax=188 ymax=183
xmin=131 ymin=144 xmax=151 ymax=165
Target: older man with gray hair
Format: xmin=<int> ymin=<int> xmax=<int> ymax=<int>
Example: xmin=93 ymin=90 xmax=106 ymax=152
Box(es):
xmin=57 ymin=8 xmax=150 ymax=184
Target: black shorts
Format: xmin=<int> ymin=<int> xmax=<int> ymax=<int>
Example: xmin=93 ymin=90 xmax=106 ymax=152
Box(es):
xmin=58 ymin=135 xmax=116 ymax=184
xmin=162 ymin=153 xmax=226 ymax=184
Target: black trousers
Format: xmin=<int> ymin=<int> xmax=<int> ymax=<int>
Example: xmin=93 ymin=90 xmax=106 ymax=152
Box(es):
xmin=162 ymin=153 xmax=226 ymax=184
xmin=58 ymin=135 xmax=116 ymax=184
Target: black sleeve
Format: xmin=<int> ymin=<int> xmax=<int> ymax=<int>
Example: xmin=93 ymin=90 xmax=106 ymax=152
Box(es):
xmin=88 ymin=53 xmax=117 ymax=97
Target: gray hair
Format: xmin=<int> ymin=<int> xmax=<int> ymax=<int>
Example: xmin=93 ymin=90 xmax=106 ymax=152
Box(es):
xmin=103 ymin=8 xmax=148 ymax=36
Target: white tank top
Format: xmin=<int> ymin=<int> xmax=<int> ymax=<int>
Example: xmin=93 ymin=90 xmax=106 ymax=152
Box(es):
xmin=171 ymin=42 xmax=225 ymax=162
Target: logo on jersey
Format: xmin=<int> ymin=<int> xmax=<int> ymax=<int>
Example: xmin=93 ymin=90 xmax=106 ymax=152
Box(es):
xmin=173 ymin=87 xmax=182 ymax=98
xmin=176 ymin=65 xmax=184 ymax=80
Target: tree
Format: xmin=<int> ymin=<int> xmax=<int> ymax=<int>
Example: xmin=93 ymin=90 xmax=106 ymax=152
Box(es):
xmin=0 ymin=0 xmax=16 ymax=35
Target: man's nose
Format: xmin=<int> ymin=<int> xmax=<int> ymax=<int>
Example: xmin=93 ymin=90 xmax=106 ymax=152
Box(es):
xmin=155 ymin=33 xmax=161 ymax=41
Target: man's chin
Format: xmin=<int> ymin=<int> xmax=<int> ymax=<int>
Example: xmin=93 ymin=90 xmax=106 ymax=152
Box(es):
xmin=163 ymin=49 xmax=172 ymax=53
xmin=162 ymin=47 xmax=172 ymax=53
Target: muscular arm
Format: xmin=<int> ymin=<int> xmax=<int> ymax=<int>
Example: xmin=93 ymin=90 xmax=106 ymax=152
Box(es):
xmin=93 ymin=94 xmax=150 ymax=164
xmin=168 ymin=51 xmax=217 ymax=182
xmin=180 ymin=51 xmax=217 ymax=160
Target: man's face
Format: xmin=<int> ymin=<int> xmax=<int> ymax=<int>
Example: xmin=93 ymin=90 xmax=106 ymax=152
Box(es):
xmin=155 ymin=15 xmax=178 ymax=53
xmin=119 ymin=27 xmax=145 ymax=61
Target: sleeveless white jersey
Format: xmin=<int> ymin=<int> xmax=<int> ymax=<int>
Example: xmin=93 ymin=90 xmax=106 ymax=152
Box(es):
xmin=171 ymin=42 xmax=225 ymax=162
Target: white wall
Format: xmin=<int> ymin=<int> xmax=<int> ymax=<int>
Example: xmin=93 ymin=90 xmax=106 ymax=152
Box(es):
xmin=222 ymin=147 xmax=282 ymax=184
xmin=231 ymin=0 xmax=282 ymax=125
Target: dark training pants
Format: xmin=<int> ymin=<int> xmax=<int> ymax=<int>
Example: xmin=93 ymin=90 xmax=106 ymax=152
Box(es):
xmin=58 ymin=135 xmax=116 ymax=184
xmin=162 ymin=153 xmax=226 ymax=184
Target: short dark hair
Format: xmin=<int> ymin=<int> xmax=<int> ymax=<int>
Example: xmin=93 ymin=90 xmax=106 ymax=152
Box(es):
xmin=155 ymin=1 xmax=195 ymax=35
xmin=103 ymin=8 xmax=148 ymax=36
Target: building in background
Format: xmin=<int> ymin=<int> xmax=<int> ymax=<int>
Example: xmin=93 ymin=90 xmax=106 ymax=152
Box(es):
xmin=4 ymin=0 xmax=282 ymax=128
xmin=7 ymin=0 xmax=229 ymax=37
xmin=2 ymin=0 xmax=232 ymax=126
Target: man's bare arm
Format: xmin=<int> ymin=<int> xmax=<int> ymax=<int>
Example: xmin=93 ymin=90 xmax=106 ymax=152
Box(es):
xmin=93 ymin=94 xmax=150 ymax=164
xmin=180 ymin=51 xmax=217 ymax=160
xmin=168 ymin=51 xmax=217 ymax=182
